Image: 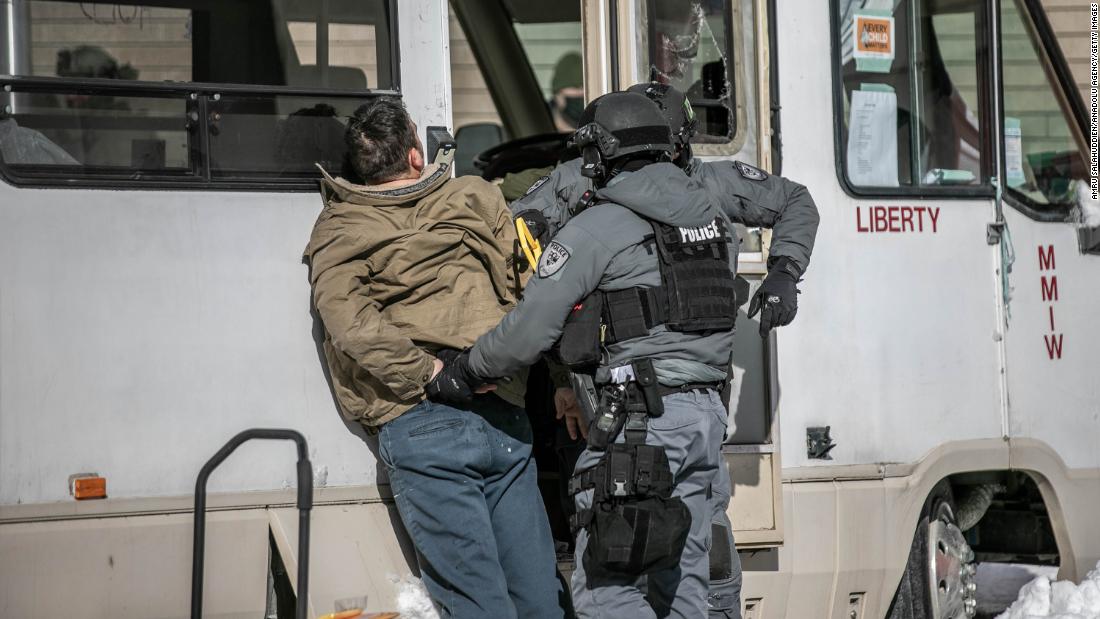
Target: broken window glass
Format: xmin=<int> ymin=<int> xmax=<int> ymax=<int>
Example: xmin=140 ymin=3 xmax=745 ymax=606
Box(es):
xmin=644 ymin=0 xmax=737 ymax=143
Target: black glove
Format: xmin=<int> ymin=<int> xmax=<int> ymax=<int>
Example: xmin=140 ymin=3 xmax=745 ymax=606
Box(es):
xmin=747 ymin=257 xmax=801 ymax=337
xmin=425 ymin=349 xmax=485 ymax=405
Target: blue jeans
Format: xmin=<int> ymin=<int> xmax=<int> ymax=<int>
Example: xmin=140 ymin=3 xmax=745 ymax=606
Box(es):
xmin=378 ymin=396 xmax=565 ymax=619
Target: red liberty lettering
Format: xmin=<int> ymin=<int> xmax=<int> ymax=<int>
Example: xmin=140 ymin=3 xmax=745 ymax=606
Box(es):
xmin=900 ymin=207 xmax=914 ymax=232
xmin=873 ymin=207 xmax=888 ymax=231
xmin=928 ymin=207 xmax=940 ymax=233
xmin=856 ymin=207 xmax=869 ymax=232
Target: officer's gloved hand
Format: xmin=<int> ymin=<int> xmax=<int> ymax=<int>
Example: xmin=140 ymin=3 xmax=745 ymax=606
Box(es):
xmin=747 ymin=257 xmax=801 ymax=338
xmin=425 ymin=349 xmax=490 ymax=405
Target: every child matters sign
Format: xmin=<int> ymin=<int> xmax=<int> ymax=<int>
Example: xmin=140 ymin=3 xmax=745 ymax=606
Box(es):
xmin=853 ymin=12 xmax=895 ymax=73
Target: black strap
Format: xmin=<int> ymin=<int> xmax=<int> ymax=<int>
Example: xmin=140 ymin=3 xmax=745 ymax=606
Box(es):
xmin=568 ymin=468 xmax=597 ymax=496
xmin=569 ymin=509 xmax=593 ymax=534
xmin=623 ymin=412 xmax=648 ymax=446
xmin=656 ymin=382 xmax=723 ymax=397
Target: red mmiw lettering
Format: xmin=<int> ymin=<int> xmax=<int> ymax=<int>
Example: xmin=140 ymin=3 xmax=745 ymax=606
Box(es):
xmin=1038 ymin=245 xmax=1056 ymax=271
xmin=1044 ymin=334 xmax=1064 ymax=360
xmin=1041 ymin=276 xmax=1059 ymax=302
xmin=1038 ymin=245 xmax=1062 ymax=361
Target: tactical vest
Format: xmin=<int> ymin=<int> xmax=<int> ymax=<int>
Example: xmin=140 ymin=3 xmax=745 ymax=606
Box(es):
xmin=602 ymin=216 xmax=737 ymax=344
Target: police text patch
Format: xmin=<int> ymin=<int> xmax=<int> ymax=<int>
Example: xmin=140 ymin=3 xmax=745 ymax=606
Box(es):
xmin=525 ymin=175 xmax=551 ymax=196
xmin=538 ymin=241 xmax=571 ymax=278
xmin=734 ymin=161 xmax=767 ymax=181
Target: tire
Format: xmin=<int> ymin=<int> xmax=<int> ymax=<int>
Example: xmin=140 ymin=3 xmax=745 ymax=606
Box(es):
xmin=887 ymin=482 xmax=977 ymax=619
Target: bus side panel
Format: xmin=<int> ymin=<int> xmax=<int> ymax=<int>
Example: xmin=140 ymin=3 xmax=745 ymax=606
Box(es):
xmin=0 ymin=187 xmax=377 ymax=504
xmin=0 ymin=510 xmax=268 ymax=617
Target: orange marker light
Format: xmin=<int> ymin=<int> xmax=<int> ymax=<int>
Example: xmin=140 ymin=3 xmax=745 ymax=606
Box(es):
xmin=70 ymin=475 xmax=107 ymax=500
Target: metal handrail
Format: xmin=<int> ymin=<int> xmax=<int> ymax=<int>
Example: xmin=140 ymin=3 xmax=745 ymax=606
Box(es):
xmin=191 ymin=429 xmax=312 ymax=619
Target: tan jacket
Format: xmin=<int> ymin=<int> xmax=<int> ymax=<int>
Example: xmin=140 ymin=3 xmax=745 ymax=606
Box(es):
xmin=305 ymin=163 xmax=525 ymax=427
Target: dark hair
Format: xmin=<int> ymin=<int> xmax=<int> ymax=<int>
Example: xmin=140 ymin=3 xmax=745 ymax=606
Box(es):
xmin=344 ymin=97 xmax=419 ymax=184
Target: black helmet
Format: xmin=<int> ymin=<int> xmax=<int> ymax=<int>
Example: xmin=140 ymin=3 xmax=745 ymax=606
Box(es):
xmin=626 ymin=82 xmax=697 ymax=148
xmin=573 ymin=92 xmax=675 ymax=180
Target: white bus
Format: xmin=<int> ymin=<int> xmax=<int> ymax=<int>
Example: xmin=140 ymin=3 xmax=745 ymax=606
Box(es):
xmin=1 ymin=1 xmax=1096 ymax=618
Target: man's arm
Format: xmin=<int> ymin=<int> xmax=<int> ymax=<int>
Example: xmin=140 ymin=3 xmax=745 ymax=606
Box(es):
xmin=468 ymin=219 xmax=615 ymax=379
xmin=699 ymin=161 xmax=820 ymax=273
xmin=312 ymin=261 xmax=435 ymax=400
xmin=509 ymin=158 xmax=587 ymax=240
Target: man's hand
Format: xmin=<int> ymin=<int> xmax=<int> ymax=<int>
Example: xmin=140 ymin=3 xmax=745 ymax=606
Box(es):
xmin=554 ymin=387 xmax=588 ymax=440
xmin=747 ymin=257 xmax=800 ymax=337
xmin=425 ymin=350 xmax=494 ymax=404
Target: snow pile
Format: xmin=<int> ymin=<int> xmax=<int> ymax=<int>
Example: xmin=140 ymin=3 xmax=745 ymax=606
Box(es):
xmin=997 ymin=562 xmax=1100 ymax=619
xmin=391 ymin=574 xmax=440 ymax=619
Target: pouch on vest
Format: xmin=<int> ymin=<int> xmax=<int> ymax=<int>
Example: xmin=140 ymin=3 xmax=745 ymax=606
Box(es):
xmin=651 ymin=217 xmax=737 ymax=333
xmin=554 ymin=291 xmax=604 ymax=369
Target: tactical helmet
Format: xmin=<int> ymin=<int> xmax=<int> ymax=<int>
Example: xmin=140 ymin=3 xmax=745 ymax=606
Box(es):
xmin=626 ymin=82 xmax=697 ymax=148
xmin=573 ymin=92 xmax=675 ymax=180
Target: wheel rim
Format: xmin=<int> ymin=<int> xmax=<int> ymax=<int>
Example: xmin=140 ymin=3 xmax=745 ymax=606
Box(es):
xmin=927 ymin=504 xmax=978 ymax=618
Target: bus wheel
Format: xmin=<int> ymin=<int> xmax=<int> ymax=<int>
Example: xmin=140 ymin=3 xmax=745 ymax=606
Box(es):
xmin=888 ymin=483 xmax=978 ymax=619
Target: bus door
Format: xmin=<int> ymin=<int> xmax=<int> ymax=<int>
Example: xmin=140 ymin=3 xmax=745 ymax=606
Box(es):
xmin=993 ymin=0 xmax=1100 ymax=546
xmin=584 ymin=0 xmax=785 ymax=548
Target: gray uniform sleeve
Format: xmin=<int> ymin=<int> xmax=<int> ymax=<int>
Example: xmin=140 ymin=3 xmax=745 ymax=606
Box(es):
xmin=699 ymin=161 xmax=820 ymax=274
xmin=509 ymin=158 xmax=587 ymax=239
xmin=469 ymin=220 xmax=615 ymax=379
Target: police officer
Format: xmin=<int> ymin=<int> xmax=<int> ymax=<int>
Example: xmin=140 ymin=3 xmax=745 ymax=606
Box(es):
xmin=431 ymin=91 xmax=741 ymax=618
xmin=513 ymin=82 xmax=818 ymax=340
xmin=511 ymin=83 xmax=819 ymax=618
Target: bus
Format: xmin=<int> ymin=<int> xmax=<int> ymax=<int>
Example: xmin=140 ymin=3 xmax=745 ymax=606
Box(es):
xmin=1 ymin=0 xmax=1096 ymax=617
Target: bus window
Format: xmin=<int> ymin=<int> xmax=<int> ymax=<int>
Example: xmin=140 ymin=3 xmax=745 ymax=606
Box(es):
xmin=0 ymin=0 xmax=394 ymax=188
xmin=10 ymin=0 xmax=393 ymax=90
xmin=449 ymin=0 xmax=581 ymax=180
xmin=634 ymin=0 xmax=756 ymax=157
xmin=513 ymin=18 xmax=583 ymax=134
xmin=835 ymin=0 xmax=990 ymax=192
xmin=999 ymin=0 xmax=1092 ymax=217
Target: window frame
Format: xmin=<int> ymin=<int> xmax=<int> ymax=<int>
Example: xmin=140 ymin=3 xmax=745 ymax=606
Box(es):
xmin=0 ymin=0 xmax=400 ymax=192
xmin=996 ymin=0 xmax=1092 ymax=223
xmin=828 ymin=0 xmax=998 ymax=200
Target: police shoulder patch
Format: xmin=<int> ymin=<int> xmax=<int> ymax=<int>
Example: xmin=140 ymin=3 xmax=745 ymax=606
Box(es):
xmin=524 ymin=175 xmax=551 ymax=196
xmin=538 ymin=241 xmax=572 ymax=278
xmin=734 ymin=160 xmax=768 ymax=181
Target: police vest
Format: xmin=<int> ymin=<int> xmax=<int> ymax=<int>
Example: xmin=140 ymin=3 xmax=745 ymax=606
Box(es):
xmin=601 ymin=216 xmax=737 ymax=344
xmin=552 ymin=204 xmax=739 ymax=370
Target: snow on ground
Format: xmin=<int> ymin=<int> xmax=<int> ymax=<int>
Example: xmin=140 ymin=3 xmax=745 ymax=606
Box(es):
xmin=977 ymin=563 xmax=1061 ymax=616
xmin=391 ymin=574 xmax=440 ymax=619
xmin=992 ymin=561 xmax=1100 ymax=619
xmin=383 ymin=563 xmax=1100 ymax=619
